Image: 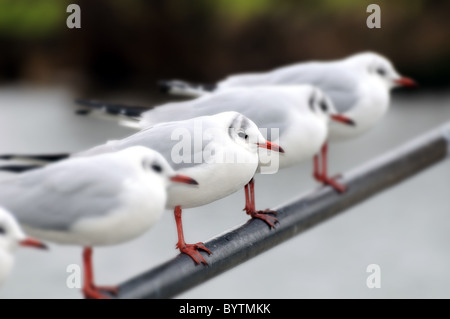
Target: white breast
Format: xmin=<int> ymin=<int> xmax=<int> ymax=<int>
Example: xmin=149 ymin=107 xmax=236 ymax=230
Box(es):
xmin=0 ymin=249 xmax=14 ymax=285
xmin=166 ymin=142 xmax=259 ymax=209
xmin=328 ymin=77 xmax=390 ymax=142
xmin=270 ymin=113 xmax=328 ymax=169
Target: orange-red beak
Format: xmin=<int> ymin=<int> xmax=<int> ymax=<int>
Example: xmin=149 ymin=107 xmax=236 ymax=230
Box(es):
xmin=331 ymin=114 xmax=356 ymax=126
xmin=256 ymin=141 xmax=285 ymax=153
xmin=394 ymin=77 xmax=417 ymax=88
xmin=20 ymin=237 xmax=48 ymax=250
xmin=170 ymin=174 xmax=199 ymax=185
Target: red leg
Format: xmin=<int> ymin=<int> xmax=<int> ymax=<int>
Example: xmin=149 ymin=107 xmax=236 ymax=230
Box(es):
xmin=174 ymin=206 xmax=211 ymax=265
xmin=321 ymin=142 xmax=328 ymax=179
xmin=244 ymin=182 xmax=251 ymax=213
xmin=82 ymin=247 xmax=118 ymax=299
xmin=243 ymin=178 xmax=278 ymax=228
xmin=313 ymin=153 xmax=322 ymax=181
xmin=316 ymin=143 xmax=347 ymax=193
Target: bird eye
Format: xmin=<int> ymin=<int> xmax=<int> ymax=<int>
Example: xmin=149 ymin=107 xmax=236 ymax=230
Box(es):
xmin=319 ymin=100 xmax=328 ymax=112
xmin=238 ymin=131 xmax=248 ymax=140
xmin=151 ymin=163 xmax=163 ymax=173
xmin=376 ymin=68 xmax=386 ymax=76
xmin=0 ymin=226 xmax=5 ymax=235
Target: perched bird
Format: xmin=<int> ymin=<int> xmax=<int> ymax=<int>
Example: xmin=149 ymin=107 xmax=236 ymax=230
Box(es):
xmin=0 ymin=207 xmax=47 ymax=286
xmin=159 ymin=51 xmax=416 ymax=141
xmin=0 ymin=112 xmax=283 ymax=265
xmin=75 ymin=85 xmax=354 ymax=191
xmin=159 ymin=52 xmax=416 ymax=190
xmin=0 ymin=146 xmax=197 ymax=298
xmin=140 ymin=85 xmax=355 ymax=191
xmin=76 ymin=112 xmax=283 ymax=264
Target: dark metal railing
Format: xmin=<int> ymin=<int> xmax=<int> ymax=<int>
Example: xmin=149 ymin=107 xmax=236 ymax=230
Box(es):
xmin=113 ymin=122 xmax=450 ymax=299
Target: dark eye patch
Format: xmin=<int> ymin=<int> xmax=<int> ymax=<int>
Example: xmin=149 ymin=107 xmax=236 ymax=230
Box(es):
xmin=0 ymin=226 xmax=5 ymax=235
xmin=319 ymin=100 xmax=328 ymax=112
xmin=238 ymin=132 xmax=248 ymax=140
xmin=376 ymin=68 xmax=386 ymax=76
xmin=151 ymin=163 xmax=162 ymax=173
xmin=142 ymin=159 xmax=163 ymax=173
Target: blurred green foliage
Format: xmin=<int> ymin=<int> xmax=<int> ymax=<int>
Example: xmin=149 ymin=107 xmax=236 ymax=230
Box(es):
xmin=0 ymin=0 xmax=434 ymax=38
xmin=201 ymin=0 xmax=273 ymax=21
xmin=0 ymin=0 xmax=430 ymax=38
xmin=0 ymin=0 xmax=448 ymax=89
xmin=0 ymin=0 xmax=66 ymax=38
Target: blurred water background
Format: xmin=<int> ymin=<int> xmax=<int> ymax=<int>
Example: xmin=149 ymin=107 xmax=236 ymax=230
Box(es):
xmin=0 ymin=1 xmax=449 ymax=298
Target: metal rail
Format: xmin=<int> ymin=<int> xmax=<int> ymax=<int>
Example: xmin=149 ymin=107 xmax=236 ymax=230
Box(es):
xmin=114 ymin=122 xmax=450 ymax=299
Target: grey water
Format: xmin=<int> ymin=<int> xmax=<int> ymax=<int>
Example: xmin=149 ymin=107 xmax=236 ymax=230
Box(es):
xmin=0 ymin=85 xmax=449 ymax=299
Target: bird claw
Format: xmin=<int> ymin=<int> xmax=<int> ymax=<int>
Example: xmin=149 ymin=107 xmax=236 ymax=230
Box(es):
xmin=261 ymin=209 xmax=278 ymax=216
xmin=315 ymin=173 xmax=347 ymax=193
xmin=246 ymin=209 xmax=279 ymax=228
xmin=331 ymin=173 xmax=343 ymax=180
xmin=177 ymin=242 xmax=212 ymax=265
xmin=321 ymin=177 xmax=348 ymax=193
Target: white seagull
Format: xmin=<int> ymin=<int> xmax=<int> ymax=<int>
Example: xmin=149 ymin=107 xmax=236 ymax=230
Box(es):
xmin=141 ymin=85 xmax=354 ymax=192
xmin=0 ymin=146 xmax=197 ymax=298
xmin=160 ymin=51 xmax=416 ymax=188
xmin=160 ymin=51 xmax=416 ymax=140
xmin=75 ymin=85 xmax=354 ymax=191
xmin=0 ymin=207 xmax=47 ymax=286
xmin=76 ymin=112 xmax=283 ymax=264
xmin=0 ymin=112 xmax=283 ymax=265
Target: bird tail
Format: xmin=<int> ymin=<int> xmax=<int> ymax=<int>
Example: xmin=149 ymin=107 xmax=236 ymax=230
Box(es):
xmin=158 ymin=79 xmax=216 ymax=97
xmin=0 ymin=153 xmax=70 ymax=162
xmin=75 ymin=99 xmax=147 ymax=129
xmin=0 ymin=164 xmax=42 ymax=173
xmin=0 ymin=153 xmax=70 ymax=173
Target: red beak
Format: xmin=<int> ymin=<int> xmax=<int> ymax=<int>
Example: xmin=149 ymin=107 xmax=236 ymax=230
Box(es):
xmin=394 ymin=77 xmax=417 ymax=88
xmin=20 ymin=237 xmax=48 ymax=250
xmin=170 ymin=174 xmax=199 ymax=185
xmin=256 ymin=141 xmax=285 ymax=153
xmin=331 ymin=114 xmax=356 ymax=126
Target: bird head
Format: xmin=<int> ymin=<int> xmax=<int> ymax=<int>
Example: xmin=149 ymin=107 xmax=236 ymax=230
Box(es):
xmin=0 ymin=207 xmax=47 ymax=253
xmin=350 ymin=52 xmax=417 ymax=90
xmin=308 ymin=87 xmax=355 ymax=127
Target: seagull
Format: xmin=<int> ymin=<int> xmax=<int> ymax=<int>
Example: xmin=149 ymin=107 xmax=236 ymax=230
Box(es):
xmin=76 ymin=112 xmax=283 ymax=264
xmin=74 ymin=85 xmax=354 ymax=191
xmin=142 ymin=85 xmax=355 ymax=192
xmin=0 ymin=207 xmax=47 ymax=286
xmin=159 ymin=51 xmax=416 ymax=140
xmin=0 ymin=146 xmax=198 ymax=298
xmin=159 ymin=51 xmax=416 ymax=190
xmin=0 ymin=112 xmax=283 ymax=265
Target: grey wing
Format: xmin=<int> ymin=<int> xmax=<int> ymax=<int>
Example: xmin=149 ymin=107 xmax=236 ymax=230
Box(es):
xmin=105 ymin=121 xmax=212 ymax=171
xmin=74 ymin=140 xmax=118 ymax=157
xmin=223 ymin=93 xmax=291 ymax=140
xmin=218 ymin=71 xmax=272 ymax=88
xmin=269 ymin=63 xmax=360 ymax=114
xmin=0 ymin=158 xmax=125 ymax=230
xmin=140 ymin=89 xmax=289 ymax=137
xmin=183 ymin=89 xmax=292 ymax=138
xmin=139 ymin=95 xmax=219 ymax=127
xmin=323 ymin=87 xmax=360 ymax=114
